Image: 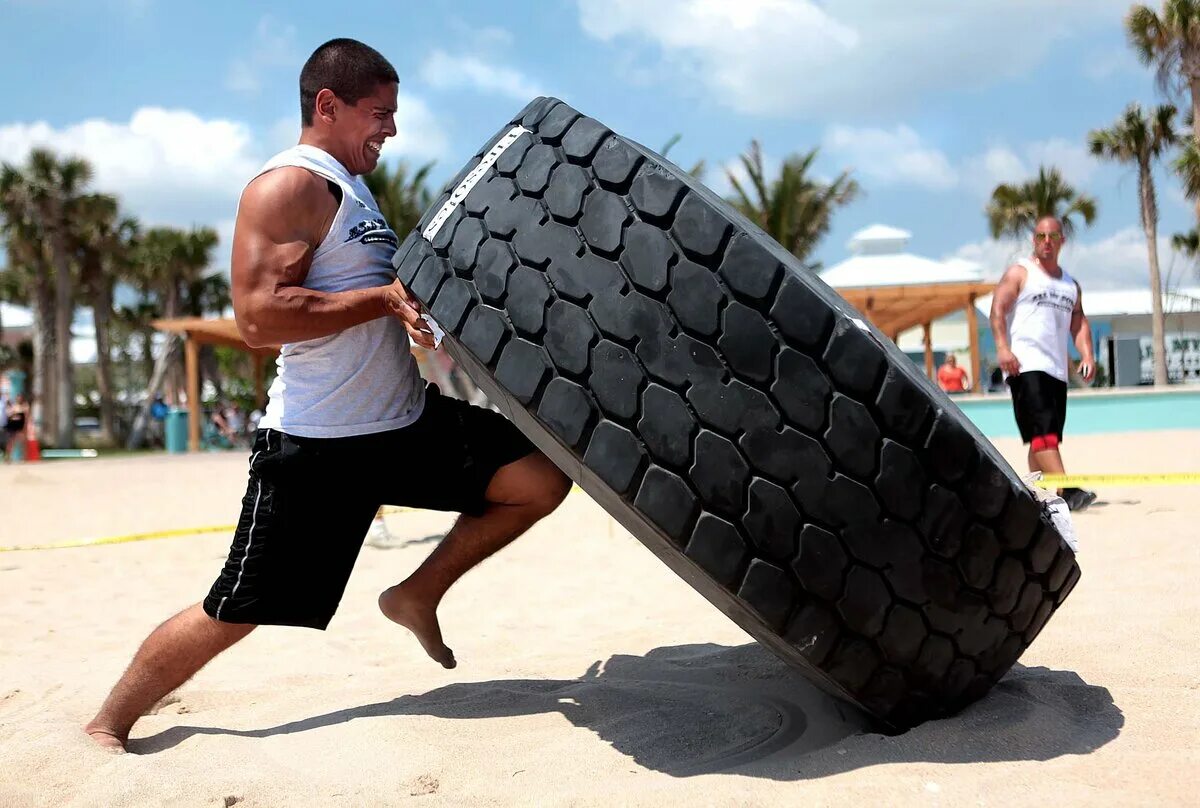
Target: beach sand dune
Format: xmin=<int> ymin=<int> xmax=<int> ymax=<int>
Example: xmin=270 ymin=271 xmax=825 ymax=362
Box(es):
xmin=1 ymin=431 xmax=1196 ymax=806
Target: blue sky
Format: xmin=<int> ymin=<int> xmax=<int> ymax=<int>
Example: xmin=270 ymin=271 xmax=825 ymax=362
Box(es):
xmin=2 ymin=0 xmax=1197 ymax=292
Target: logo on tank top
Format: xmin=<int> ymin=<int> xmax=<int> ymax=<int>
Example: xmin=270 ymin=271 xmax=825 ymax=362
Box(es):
xmin=345 ymin=218 xmax=398 ymax=248
xmin=1028 ymin=289 xmax=1075 ymax=314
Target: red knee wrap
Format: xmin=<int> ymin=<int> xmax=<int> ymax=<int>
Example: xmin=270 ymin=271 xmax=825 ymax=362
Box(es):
xmin=1031 ymin=434 xmax=1059 ymax=451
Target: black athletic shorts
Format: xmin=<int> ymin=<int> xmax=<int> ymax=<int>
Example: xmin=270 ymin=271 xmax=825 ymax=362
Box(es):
xmin=202 ymin=384 xmax=535 ymax=630
xmin=1006 ymin=370 xmax=1068 ymax=444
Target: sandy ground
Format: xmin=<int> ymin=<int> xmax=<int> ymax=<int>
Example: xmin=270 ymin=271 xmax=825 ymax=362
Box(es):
xmin=1 ymin=431 xmax=1198 ymax=807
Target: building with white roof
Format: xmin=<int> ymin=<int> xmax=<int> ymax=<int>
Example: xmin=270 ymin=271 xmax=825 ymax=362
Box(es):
xmin=820 ymin=225 xmax=994 ymax=390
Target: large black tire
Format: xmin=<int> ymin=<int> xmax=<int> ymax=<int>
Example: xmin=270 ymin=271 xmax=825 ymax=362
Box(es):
xmin=393 ymin=97 xmax=1081 ymax=729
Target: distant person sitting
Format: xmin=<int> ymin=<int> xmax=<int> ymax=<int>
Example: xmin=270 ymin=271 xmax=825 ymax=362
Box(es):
xmin=4 ymin=394 xmax=29 ymax=463
xmin=937 ymin=354 xmax=970 ymax=393
xmin=149 ymin=394 xmax=169 ymax=447
xmin=0 ymin=386 xmax=8 ymax=460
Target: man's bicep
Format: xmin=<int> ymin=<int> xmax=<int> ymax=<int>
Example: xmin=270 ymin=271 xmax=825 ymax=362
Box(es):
xmin=232 ymin=212 xmax=313 ymax=295
xmin=232 ymin=172 xmax=327 ymax=298
xmin=990 ymin=268 xmax=1022 ymax=317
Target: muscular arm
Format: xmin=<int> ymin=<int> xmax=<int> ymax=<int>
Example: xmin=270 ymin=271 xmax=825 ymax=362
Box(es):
xmin=989 ymin=264 xmax=1026 ymax=375
xmin=1071 ymin=281 xmax=1096 ymax=382
xmin=232 ymin=167 xmax=393 ymax=348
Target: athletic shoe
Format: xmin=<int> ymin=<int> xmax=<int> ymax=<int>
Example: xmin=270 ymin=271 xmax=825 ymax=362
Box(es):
xmin=364 ymin=517 xmax=398 ymax=548
xmin=1065 ymin=489 xmax=1097 ymax=512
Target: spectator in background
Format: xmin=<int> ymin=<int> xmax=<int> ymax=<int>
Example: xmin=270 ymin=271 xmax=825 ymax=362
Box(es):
xmin=990 ymin=215 xmax=1096 ymax=512
xmin=223 ymin=402 xmax=245 ymax=447
xmin=4 ymin=393 xmax=29 ymax=463
xmin=247 ymin=407 xmax=263 ymax=437
xmin=150 ymin=394 xmax=169 ymax=448
xmin=0 ymin=383 xmax=8 ymax=460
xmin=937 ymin=354 xmax=970 ymax=393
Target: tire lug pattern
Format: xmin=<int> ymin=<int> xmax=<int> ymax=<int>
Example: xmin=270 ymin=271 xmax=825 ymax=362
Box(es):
xmin=396 ymin=97 xmax=1080 ymax=730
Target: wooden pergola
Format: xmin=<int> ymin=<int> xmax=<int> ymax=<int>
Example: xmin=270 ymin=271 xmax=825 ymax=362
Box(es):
xmin=835 ymin=281 xmax=995 ymax=391
xmin=152 ymin=317 xmax=279 ymax=452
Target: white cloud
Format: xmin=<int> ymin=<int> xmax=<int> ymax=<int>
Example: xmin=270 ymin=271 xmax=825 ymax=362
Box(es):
xmin=419 ymin=50 xmax=544 ymax=102
xmin=823 ymin=125 xmax=957 ymax=191
xmin=0 ymin=98 xmax=448 ymax=269
xmin=578 ymin=0 xmax=857 ymax=116
xmin=962 ymin=146 xmax=1027 ymax=197
xmin=225 ymin=15 xmax=300 ymax=96
xmin=267 ymin=116 xmax=299 ymax=154
xmin=578 ymin=0 xmax=1129 ymax=118
xmin=380 ymin=94 xmax=450 ymax=162
xmin=814 ymin=125 xmax=1096 ymax=196
xmin=948 ymin=227 xmax=1173 ymax=290
xmin=1025 ymin=139 xmax=1099 ymax=185
xmin=958 ymin=139 xmax=1097 ymax=198
xmin=0 ymin=108 xmax=260 ymax=218
xmin=0 ymin=108 xmax=259 ymax=273
xmin=946 ymin=237 xmax=1025 ymax=282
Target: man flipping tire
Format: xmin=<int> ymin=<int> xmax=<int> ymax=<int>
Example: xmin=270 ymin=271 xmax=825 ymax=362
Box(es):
xmin=84 ymin=38 xmax=570 ymax=752
xmin=990 ymin=215 xmax=1097 ymax=512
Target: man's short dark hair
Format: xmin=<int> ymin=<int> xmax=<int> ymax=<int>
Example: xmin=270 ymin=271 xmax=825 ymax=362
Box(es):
xmin=300 ymin=38 xmax=398 ymax=126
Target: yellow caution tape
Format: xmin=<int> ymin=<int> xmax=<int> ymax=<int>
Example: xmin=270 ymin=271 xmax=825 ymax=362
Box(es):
xmin=0 ymin=510 xmax=420 ymax=552
xmin=1034 ymin=472 xmax=1200 ymax=488
xmin=0 ymin=524 xmax=238 ymax=553
xmin=0 ymin=489 xmax=586 ymax=552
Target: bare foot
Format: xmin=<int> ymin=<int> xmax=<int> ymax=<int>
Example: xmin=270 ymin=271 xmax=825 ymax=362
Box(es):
xmin=378 ymin=585 xmax=456 ymax=669
xmin=84 ymin=724 xmax=127 ymax=753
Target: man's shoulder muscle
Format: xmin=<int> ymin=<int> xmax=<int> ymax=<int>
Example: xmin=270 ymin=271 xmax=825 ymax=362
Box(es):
xmin=239 ymin=167 xmax=336 ymax=240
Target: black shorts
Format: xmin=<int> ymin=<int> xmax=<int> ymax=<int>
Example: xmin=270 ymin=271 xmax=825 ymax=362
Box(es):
xmin=202 ymin=385 xmax=535 ymax=629
xmin=1007 ymin=370 xmax=1067 ymax=444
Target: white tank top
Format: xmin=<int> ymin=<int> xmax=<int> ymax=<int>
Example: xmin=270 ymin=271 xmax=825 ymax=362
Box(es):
xmin=1006 ymin=257 xmax=1078 ymax=382
xmin=255 ymin=145 xmax=425 ymax=438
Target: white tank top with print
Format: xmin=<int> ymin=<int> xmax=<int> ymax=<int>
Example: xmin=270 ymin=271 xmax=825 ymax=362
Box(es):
xmin=255 ymin=145 xmax=425 ymax=438
xmin=1006 ymin=257 xmax=1078 ymax=383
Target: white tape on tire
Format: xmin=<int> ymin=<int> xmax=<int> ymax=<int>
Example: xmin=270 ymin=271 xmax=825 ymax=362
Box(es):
xmin=422 ymin=126 xmax=530 ymax=242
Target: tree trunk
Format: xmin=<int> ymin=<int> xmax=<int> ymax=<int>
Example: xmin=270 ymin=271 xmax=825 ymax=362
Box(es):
xmin=126 ymin=334 xmax=179 ymax=450
xmin=90 ymin=277 xmax=116 ymax=444
xmin=141 ymin=327 xmax=155 ymax=388
xmin=164 ymin=280 xmax=183 ymax=405
xmin=49 ymin=225 xmax=75 ymax=447
xmin=31 ymin=268 xmax=57 ymax=443
xmin=1139 ymin=161 xmax=1169 ymax=386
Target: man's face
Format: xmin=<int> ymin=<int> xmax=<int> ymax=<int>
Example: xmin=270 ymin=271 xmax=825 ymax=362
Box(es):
xmin=946 ymin=355 xmax=957 ymax=368
xmin=331 ymin=81 xmax=398 ymax=176
xmin=1033 ymin=219 xmax=1065 ymax=262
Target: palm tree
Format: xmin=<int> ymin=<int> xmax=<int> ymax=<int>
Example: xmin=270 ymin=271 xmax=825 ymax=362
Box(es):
xmin=364 ymin=160 xmax=434 ymax=236
xmin=72 ymin=194 xmax=137 ymax=443
xmin=0 ymin=163 xmax=58 ymax=442
xmin=125 ymin=225 xmax=218 ymax=445
xmin=1089 ymin=103 xmax=1179 ymax=386
xmin=1128 ymin=3 xmax=1200 ymax=143
xmin=19 ymin=149 xmax=94 ymax=447
xmin=1172 ymin=227 xmax=1200 ymax=282
xmin=660 ymin=134 xmax=706 ymax=179
xmin=1176 ymin=137 xmax=1200 ymax=203
xmin=986 ymin=166 xmax=1099 ymax=239
xmin=725 ymin=141 xmax=860 ymax=269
